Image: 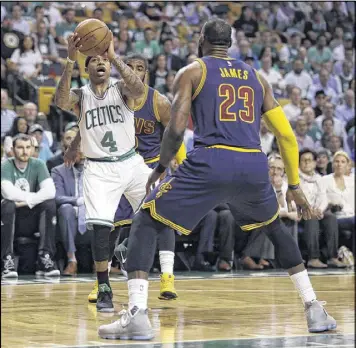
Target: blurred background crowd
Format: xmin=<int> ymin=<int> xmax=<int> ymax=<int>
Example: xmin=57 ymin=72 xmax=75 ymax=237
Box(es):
xmin=1 ymin=2 xmax=355 ymax=277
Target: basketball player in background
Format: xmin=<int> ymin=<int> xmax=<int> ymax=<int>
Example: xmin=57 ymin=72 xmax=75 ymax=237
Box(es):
xmin=99 ymin=19 xmax=336 ymax=340
xmin=54 ymin=32 xmax=152 ymax=313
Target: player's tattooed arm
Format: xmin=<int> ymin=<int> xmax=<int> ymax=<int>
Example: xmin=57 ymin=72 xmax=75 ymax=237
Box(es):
xmin=159 ymin=66 xmax=193 ymax=167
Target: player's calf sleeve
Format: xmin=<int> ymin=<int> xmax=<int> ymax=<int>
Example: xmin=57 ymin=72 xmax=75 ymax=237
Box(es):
xmin=91 ymin=225 xmax=111 ymax=263
xmin=263 ymin=218 xmax=303 ymax=269
xmin=126 ymin=209 xmax=164 ymax=274
xmin=108 ymin=228 xmax=120 ymax=261
xmin=158 ymin=227 xmax=175 ymax=252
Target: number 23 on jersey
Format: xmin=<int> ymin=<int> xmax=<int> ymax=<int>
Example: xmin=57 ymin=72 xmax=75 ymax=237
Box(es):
xmin=218 ymin=84 xmax=254 ymax=123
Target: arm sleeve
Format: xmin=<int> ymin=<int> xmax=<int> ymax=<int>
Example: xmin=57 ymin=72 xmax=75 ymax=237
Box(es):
xmin=263 ymin=106 xmax=300 ymax=186
xmin=1 ymin=180 xmax=34 ymax=202
xmin=175 ymin=142 xmax=187 ymax=165
xmin=26 ymin=178 xmax=56 ymax=209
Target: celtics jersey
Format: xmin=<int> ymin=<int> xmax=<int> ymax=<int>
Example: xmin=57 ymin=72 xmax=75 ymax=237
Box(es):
xmin=1 ymin=157 xmax=50 ymax=197
xmin=78 ymin=83 xmax=135 ymax=158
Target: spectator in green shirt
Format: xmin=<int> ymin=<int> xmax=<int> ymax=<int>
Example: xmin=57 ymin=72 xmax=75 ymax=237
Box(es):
xmin=307 ymin=34 xmax=333 ymax=73
xmin=134 ymin=27 xmax=161 ymax=63
xmin=55 ymin=8 xmax=77 ymax=45
xmin=1 ymin=134 xmax=59 ymax=278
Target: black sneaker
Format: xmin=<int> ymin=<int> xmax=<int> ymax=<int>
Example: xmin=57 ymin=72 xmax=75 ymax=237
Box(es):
xmin=2 ymin=254 xmax=18 ymax=278
xmin=36 ymin=252 xmax=60 ymax=277
xmin=97 ymin=283 xmax=114 ymax=312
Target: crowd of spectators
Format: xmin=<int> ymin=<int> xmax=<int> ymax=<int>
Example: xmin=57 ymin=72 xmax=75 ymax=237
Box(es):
xmin=1 ymin=2 xmax=355 ymax=277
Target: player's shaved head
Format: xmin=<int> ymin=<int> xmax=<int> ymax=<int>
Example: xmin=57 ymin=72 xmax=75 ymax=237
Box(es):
xmin=202 ymin=18 xmax=232 ymax=47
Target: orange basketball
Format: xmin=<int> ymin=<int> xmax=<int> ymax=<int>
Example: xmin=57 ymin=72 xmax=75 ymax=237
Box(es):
xmin=74 ymin=19 xmax=111 ymax=57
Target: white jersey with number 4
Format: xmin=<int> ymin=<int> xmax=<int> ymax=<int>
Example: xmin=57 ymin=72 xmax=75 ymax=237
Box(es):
xmin=78 ymin=83 xmax=135 ymax=158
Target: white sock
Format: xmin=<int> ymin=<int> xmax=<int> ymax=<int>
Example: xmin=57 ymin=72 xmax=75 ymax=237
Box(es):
xmin=290 ymin=270 xmax=317 ymax=305
xmin=108 ymin=261 xmax=112 ymax=273
xmin=159 ymin=251 xmax=174 ymax=274
xmin=128 ymin=279 xmax=148 ymax=310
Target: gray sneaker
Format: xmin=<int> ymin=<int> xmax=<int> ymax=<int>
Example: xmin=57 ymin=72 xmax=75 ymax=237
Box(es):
xmin=98 ymin=306 xmax=154 ymax=340
xmin=305 ymin=300 xmax=337 ymax=333
xmin=114 ymin=238 xmax=129 ymax=278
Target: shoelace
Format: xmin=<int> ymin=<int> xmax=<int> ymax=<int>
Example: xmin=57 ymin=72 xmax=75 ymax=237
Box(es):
xmin=118 ymin=309 xmax=131 ymax=326
xmin=4 ymin=258 xmax=15 ymax=271
xmin=42 ymin=256 xmax=54 ymax=269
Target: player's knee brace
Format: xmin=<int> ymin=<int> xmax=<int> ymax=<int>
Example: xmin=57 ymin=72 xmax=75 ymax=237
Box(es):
xmin=91 ymin=225 xmax=111 ymax=262
xmin=264 ymin=218 xmax=303 ymax=270
xmin=126 ymin=209 xmax=164 ymax=273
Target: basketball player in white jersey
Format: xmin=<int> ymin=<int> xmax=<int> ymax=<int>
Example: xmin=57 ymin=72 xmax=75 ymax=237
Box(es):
xmin=54 ymin=32 xmax=151 ymax=312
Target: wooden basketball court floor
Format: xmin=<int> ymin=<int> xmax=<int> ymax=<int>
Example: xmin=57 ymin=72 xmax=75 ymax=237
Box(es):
xmin=1 ymin=269 xmax=354 ymax=348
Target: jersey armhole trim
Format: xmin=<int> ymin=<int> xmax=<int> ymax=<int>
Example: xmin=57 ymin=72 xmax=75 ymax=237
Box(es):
xmin=192 ymin=58 xmax=207 ymax=101
xmin=134 ymin=84 xmax=149 ymax=112
xmin=115 ymin=83 xmax=135 ymax=113
xmin=153 ymin=90 xmax=161 ymax=122
xmin=77 ymin=89 xmax=84 ymax=124
xmin=254 ymin=69 xmax=265 ymax=98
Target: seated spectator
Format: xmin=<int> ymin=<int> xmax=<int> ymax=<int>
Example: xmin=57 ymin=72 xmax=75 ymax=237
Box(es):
xmin=9 ymin=35 xmax=43 ymax=80
xmin=135 ymin=28 xmax=161 ymax=63
xmin=55 ymin=8 xmax=77 ymax=46
xmin=116 ymin=29 xmax=133 ymax=56
xmin=191 ymin=210 xmax=217 ymax=271
xmin=316 ymin=102 xmax=347 ymax=139
xmin=313 ymin=90 xmax=326 ymax=118
xmin=283 ymin=86 xmax=302 ymax=124
xmin=326 ymin=135 xmax=345 ymax=157
xmin=229 ymin=39 xmax=259 ymax=68
xmin=32 ymin=20 xmax=58 ymax=64
xmin=30 ymin=5 xmax=52 ymax=35
xmin=322 ymin=151 xmax=355 ymax=253
xmin=260 ymin=118 xmax=274 ymax=155
xmin=307 ymin=69 xmax=338 ymax=106
xmin=283 ymin=59 xmax=313 ymax=98
xmin=42 ymin=2 xmax=64 ymax=29
xmin=332 ymin=32 xmax=354 ymax=62
xmin=312 ymin=61 xmax=343 ymax=97
xmin=307 ymin=34 xmax=332 ymax=72
xmin=295 ymin=116 xmax=315 ymax=150
xmin=316 ymin=118 xmax=335 ymax=150
xmin=162 ymin=38 xmax=183 ymax=72
xmin=300 ymin=98 xmax=311 ymax=111
xmin=11 ymin=4 xmax=31 ymax=36
xmin=47 ymin=128 xmax=78 ymax=173
xmin=214 ymin=204 xmax=235 ymax=271
xmin=52 ymin=151 xmax=87 ymax=276
xmin=232 ymin=6 xmax=259 ymax=38
xmin=316 ymin=148 xmax=332 ymax=176
xmin=1 ymin=134 xmax=58 ymax=278
xmin=333 ymin=48 xmax=354 ymax=76
xmin=157 ymin=71 xmax=175 ymax=102
xmin=338 ymin=61 xmax=354 ymax=93
xmin=149 ymin=54 xmax=168 ymax=89
xmin=303 ymin=107 xmax=322 ymax=143
xmin=258 ymin=55 xmax=285 ymax=98
xmin=298 ymin=148 xmax=346 ymax=268
xmin=2 ymin=116 xmax=28 ymax=160
xmin=335 ymin=89 xmax=355 ymax=125
xmin=1 ymin=89 xmax=17 ymax=140
xmin=28 ymin=124 xmax=53 ymax=162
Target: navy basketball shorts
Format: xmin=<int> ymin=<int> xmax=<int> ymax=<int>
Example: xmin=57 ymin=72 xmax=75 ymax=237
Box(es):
xmin=142 ymin=147 xmax=279 ymax=235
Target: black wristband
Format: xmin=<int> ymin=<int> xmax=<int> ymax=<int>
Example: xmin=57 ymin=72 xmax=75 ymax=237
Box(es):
xmin=288 ymin=183 xmax=300 ymax=190
xmin=156 ymin=163 xmax=167 ymax=174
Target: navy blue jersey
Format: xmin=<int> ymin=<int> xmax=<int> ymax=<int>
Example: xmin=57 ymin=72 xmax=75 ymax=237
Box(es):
xmin=191 ymin=56 xmax=265 ymax=150
xmin=134 ymin=85 xmax=164 ymax=162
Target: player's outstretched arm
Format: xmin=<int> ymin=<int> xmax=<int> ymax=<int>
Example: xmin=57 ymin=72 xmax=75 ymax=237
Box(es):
xmin=159 ymin=67 xmax=192 ymax=168
xmin=54 ymin=33 xmax=82 ymax=112
xmin=259 ymin=73 xmax=313 ymax=220
xmin=156 ymin=93 xmax=187 ymax=164
xmin=107 ymin=32 xmax=144 ymax=99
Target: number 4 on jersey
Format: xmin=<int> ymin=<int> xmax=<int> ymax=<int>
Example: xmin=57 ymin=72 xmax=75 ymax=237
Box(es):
xmin=101 ymin=131 xmax=118 ymax=152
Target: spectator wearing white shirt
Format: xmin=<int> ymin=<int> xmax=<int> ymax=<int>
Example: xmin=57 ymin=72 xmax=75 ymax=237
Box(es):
xmin=259 ymin=118 xmax=274 ymax=155
xmin=332 ymin=32 xmax=354 ymax=62
xmin=258 ymin=55 xmax=286 ymax=97
xmin=11 ymin=4 xmax=30 ymax=36
xmin=337 ymin=60 xmax=354 ymax=93
xmin=283 ymin=86 xmax=301 ymax=124
xmin=307 ymin=69 xmax=338 ymax=107
xmin=42 ymin=2 xmax=63 ymax=28
xmin=283 ymin=59 xmax=313 ymax=98
xmin=322 ymin=151 xmax=355 ymax=253
xmin=335 ymin=89 xmax=355 ymax=125
xmin=298 ymin=149 xmax=345 ymax=269
xmin=295 ymin=116 xmax=315 ymax=150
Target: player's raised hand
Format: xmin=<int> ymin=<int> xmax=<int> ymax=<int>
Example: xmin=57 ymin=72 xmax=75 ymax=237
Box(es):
xmin=286 ymin=186 xmax=314 ymax=220
xmin=106 ymin=31 xmax=115 ymax=62
xmin=67 ymin=33 xmax=82 ymax=62
xmin=145 ymin=167 xmax=162 ymax=195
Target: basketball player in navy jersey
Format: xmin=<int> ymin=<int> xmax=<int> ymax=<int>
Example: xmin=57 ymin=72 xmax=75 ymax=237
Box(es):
xmin=84 ymin=53 xmax=185 ymax=303
xmin=98 ymin=19 xmax=337 ymax=340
